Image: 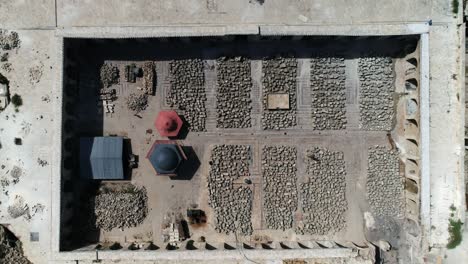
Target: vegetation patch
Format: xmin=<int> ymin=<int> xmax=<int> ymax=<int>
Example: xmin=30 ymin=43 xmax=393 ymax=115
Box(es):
xmin=11 ymin=94 xmax=22 ymax=110
xmin=453 ymin=0 xmax=459 ymax=15
xmin=447 ymin=205 xmax=463 ymax=249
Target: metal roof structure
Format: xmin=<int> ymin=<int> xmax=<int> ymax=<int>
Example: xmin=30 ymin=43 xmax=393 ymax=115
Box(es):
xmin=79 ymin=137 xmax=124 ymax=180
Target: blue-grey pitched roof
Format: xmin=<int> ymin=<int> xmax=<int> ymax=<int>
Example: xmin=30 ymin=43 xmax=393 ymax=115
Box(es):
xmin=79 ymin=137 xmax=124 ymax=180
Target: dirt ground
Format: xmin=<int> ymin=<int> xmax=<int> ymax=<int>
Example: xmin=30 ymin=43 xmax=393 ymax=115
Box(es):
xmin=63 ymin=36 xmax=418 ymax=248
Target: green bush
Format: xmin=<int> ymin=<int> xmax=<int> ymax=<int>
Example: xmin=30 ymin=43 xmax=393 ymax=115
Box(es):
xmin=447 ymin=218 xmax=463 ymax=249
xmin=11 ymin=94 xmax=22 ymax=108
xmin=453 ymin=0 xmax=459 ymax=15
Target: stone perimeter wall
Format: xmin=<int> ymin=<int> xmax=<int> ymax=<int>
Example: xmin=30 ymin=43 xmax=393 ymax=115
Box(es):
xmin=52 ymin=27 xmax=429 ymax=261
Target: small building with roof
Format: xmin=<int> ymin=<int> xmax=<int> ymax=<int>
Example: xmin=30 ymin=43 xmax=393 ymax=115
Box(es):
xmin=79 ymin=136 xmax=125 ymax=180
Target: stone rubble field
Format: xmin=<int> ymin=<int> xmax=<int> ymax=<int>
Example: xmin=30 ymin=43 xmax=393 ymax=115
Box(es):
xmin=297 ymin=147 xmax=348 ymax=235
xmin=358 ymin=57 xmax=395 ymax=131
xmin=208 ymin=145 xmax=253 ymax=235
xmin=366 ymin=146 xmax=404 ymax=219
xmin=168 ymin=59 xmax=207 ymax=131
xmin=93 ymin=186 xmax=148 ymax=231
xmin=262 ymin=145 xmax=298 ymax=230
xmin=216 ymin=56 xmax=252 ymax=128
xmin=0 ymin=225 xmax=31 ymax=264
xmin=310 ymin=57 xmax=347 ymax=130
xmin=261 ymin=56 xmax=297 ymax=130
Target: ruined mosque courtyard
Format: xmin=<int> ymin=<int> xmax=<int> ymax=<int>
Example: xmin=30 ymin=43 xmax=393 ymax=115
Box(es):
xmin=55 ymin=35 xmax=422 ymax=255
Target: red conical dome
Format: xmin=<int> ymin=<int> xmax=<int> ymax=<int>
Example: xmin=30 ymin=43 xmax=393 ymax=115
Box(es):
xmin=155 ymin=111 xmax=183 ymax=137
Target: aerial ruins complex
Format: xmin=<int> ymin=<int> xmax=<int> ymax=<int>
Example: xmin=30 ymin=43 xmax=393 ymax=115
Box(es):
xmin=45 ymin=35 xmax=426 ymax=263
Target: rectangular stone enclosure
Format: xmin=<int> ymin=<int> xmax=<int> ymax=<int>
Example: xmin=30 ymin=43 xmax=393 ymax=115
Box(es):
xmin=58 ymin=35 xmax=422 ymax=254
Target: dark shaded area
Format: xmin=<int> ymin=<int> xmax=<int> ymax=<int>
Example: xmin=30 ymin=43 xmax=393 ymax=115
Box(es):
xmin=186 ymin=240 xmax=197 ymax=250
xmin=144 ymin=242 xmax=159 ymax=250
xmin=224 ymin=243 xmax=235 ymax=250
xmin=64 ymin=35 xmax=419 ymax=63
xmin=180 ymin=220 xmax=190 ymax=239
xmin=170 ymin=146 xmax=200 ymax=181
xmin=168 ymin=115 xmax=189 ymax=140
xmin=205 ymin=243 xmax=217 ymax=250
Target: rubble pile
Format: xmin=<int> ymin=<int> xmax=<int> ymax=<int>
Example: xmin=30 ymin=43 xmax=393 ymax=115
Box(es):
xmin=0 ymin=30 xmax=20 ymax=50
xmin=262 ymin=56 xmax=297 ymax=130
xmin=93 ymin=187 xmax=148 ymax=231
xmin=0 ymin=225 xmax=31 ymax=264
xmin=207 ymin=145 xmax=253 ymax=235
xmin=216 ymin=56 xmax=252 ymax=128
xmin=310 ymin=57 xmax=347 ymax=130
xmin=142 ymin=61 xmax=155 ymax=95
xmin=358 ymin=57 xmax=395 ymax=130
xmin=298 ymin=147 xmax=347 ymax=235
xmin=168 ymin=59 xmax=206 ymax=131
xmin=366 ymin=146 xmax=404 ymax=218
xmin=100 ymin=63 xmax=120 ymax=88
xmin=126 ymin=93 xmax=148 ymax=113
xmin=262 ymin=145 xmax=298 ymax=230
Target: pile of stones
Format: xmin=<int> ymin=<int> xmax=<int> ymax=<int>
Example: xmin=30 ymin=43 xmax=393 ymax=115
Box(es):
xmin=93 ymin=186 xmax=148 ymax=231
xmin=366 ymin=146 xmax=404 ymax=218
xmin=126 ymin=93 xmax=148 ymax=113
xmin=298 ymin=147 xmax=347 ymax=235
xmin=0 ymin=30 xmax=20 ymax=50
xmin=358 ymin=57 xmax=395 ymax=130
xmin=207 ymin=145 xmax=253 ymax=235
xmin=262 ymin=145 xmax=298 ymax=230
xmin=100 ymin=63 xmax=120 ymax=88
xmin=142 ymin=61 xmax=155 ymax=95
xmin=261 ymin=56 xmax=297 ymax=130
xmin=310 ymin=57 xmax=347 ymax=130
xmin=0 ymin=225 xmax=31 ymax=264
xmin=216 ymin=56 xmax=252 ymax=128
xmin=168 ymin=59 xmax=206 ymax=131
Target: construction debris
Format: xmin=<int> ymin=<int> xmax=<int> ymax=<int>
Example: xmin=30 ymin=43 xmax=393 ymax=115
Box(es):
xmin=125 ymin=63 xmax=138 ymax=83
xmin=126 ymin=93 xmax=148 ymax=113
xmin=0 ymin=30 xmax=20 ymax=50
xmin=93 ymin=186 xmax=148 ymax=231
xmin=7 ymin=195 xmax=30 ymax=220
xmin=100 ymin=63 xmax=120 ymax=88
xmin=142 ymin=61 xmax=156 ymax=95
xmin=0 ymin=225 xmax=32 ymax=264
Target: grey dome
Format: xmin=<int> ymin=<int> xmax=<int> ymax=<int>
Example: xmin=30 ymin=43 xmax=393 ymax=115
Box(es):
xmin=153 ymin=146 xmax=180 ymax=171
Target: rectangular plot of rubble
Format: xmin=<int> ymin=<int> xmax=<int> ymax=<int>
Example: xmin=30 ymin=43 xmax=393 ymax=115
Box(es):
xmin=366 ymin=146 xmax=404 ymax=219
xmin=358 ymin=57 xmax=395 ymax=131
xmin=262 ymin=145 xmax=298 ymax=230
xmin=167 ymin=59 xmax=206 ymax=131
xmin=310 ymin=57 xmax=347 ymax=130
xmin=216 ymin=57 xmax=252 ymax=128
xmin=261 ymin=57 xmax=297 ymax=130
xmin=207 ymin=145 xmax=253 ymax=235
xmin=298 ymin=147 xmax=347 ymax=235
